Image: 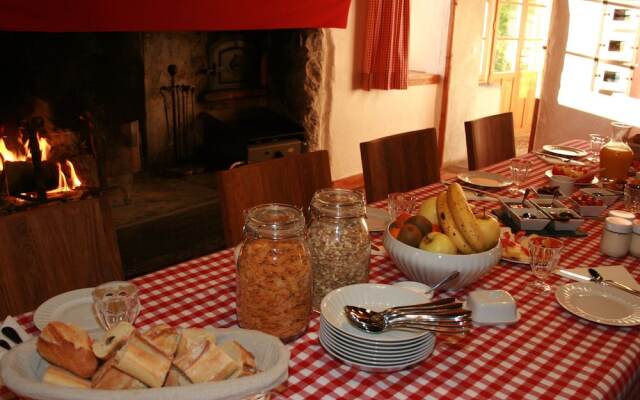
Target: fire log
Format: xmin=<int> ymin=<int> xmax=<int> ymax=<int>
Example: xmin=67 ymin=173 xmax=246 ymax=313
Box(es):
xmin=2 ymin=161 xmax=59 ymax=195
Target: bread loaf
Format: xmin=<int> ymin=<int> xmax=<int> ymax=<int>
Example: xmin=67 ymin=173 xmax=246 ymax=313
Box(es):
xmin=113 ymin=331 xmax=171 ymax=388
xmin=220 ymin=340 xmax=257 ymax=377
xmin=164 ymin=366 xmax=192 ymax=387
xmin=92 ymin=321 xmax=135 ymax=360
xmin=42 ymin=366 xmax=91 ymax=389
xmin=36 ymin=322 xmax=98 ymax=378
xmin=92 ymin=358 xmax=147 ymax=390
xmin=143 ymin=324 xmax=179 ymax=358
xmin=176 ymin=328 xmax=216 ymax=357
xmin=173 ymin=339 xmax=239 ymax=383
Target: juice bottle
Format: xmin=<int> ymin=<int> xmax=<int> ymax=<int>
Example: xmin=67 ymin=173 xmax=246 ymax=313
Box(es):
xmin=600 ymin=122 xmax=634 ymax=183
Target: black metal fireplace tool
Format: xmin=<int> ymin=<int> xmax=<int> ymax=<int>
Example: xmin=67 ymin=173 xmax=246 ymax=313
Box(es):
xmin=160 ymin=64 xmax=196 ymax=164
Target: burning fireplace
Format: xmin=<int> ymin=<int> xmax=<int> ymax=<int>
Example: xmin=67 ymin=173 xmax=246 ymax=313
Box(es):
xmin=0 ymin=29 xmax=325 ymax=278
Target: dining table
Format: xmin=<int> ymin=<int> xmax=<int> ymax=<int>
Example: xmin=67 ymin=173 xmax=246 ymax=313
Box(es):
xmin=2 ymin=138 xmax=640 ymax=400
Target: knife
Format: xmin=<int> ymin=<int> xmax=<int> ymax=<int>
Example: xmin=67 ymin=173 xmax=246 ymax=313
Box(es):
xmin=536 ymin=152 xmax=586 ymax=166
xmin=588 ymin=268 xmax=640 ymax=297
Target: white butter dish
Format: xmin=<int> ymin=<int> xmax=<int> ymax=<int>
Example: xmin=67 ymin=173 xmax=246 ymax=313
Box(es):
xmin=467 ymin=290 xmax=519 ymax=325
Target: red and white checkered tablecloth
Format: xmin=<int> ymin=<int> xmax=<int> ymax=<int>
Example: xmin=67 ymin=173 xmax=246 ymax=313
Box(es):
xmin=3 ymin=139 xmax=640 ymax=399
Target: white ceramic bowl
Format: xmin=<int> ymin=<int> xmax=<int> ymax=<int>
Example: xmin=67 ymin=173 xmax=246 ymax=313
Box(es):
xmin=383 ymin=226 xmax=501 ymax=289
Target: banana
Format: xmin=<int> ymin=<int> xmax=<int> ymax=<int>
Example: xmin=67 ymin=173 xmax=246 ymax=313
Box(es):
xmin=447 ymin=183 xmax=485 ymax=252
xmin=436 ymin=191 xmax=474 ymax=254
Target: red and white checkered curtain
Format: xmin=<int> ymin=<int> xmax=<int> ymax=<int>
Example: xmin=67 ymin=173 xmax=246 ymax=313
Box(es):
xmin=361 ymin=0 xmax=410 ymax=90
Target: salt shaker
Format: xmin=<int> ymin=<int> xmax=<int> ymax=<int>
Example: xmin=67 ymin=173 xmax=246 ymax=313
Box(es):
xmin=600 ymin=217 xmax=633 ymax=257
xmin=630 ymin=219 xmax=640 ymax=258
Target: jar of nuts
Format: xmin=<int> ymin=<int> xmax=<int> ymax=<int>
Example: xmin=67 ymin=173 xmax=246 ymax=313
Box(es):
xmin=308 ymin=188 xmax=371 ymax=309
xmin=236 ymin=203 xmax=312 ymax=342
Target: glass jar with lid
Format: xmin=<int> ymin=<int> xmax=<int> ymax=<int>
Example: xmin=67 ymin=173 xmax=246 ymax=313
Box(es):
xmin=236 ymin=203 xmax=312 ymax=342
xmin=307 ymin=188 xmax=370 ymax=309
xmin=600 ymin=216 xmax=632 ymax=257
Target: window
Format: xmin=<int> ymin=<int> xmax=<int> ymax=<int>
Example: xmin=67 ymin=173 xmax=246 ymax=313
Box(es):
xmin=559 ymin=0 xmax=640 ymax=123
xmin=480 ymin=0 xmax=550 ymax=83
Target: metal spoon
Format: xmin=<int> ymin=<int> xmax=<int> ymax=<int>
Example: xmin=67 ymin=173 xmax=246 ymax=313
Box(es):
xmin=345 ymin=307 xmax=471 ymax=334
xmin=425 ymin=271 xmax=460 ymax=294
xmin=588 ymin=268 xmax=640 ymax=297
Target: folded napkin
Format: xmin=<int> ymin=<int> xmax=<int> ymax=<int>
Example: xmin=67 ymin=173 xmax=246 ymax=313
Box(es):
xmin=555 ymin=265 xmax=640 ymax=290
xmin=0 ymin=317 xmax=33 ymax=390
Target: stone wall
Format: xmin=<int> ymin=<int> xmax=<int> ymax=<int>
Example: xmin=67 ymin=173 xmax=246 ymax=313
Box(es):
xmin=142 ymin=30 xmax=326 ymax=167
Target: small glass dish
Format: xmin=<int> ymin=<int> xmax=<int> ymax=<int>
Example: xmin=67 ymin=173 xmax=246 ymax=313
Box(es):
xmin=92 ymin=281 xmax=141 ymax=330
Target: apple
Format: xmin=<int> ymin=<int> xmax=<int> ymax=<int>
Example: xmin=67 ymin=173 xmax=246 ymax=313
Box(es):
xmin=418 ymin=197 xmax=439 ymax=226
xmin=419 ymin=232 xmax=458 ymax=255
xmin=475 ymin=214 xmax=501 ymax=250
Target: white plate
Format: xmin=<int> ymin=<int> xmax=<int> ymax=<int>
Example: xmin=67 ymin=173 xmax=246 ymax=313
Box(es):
xmin=555 ymin=282 xmax=640 ymax=326
xmin=319 ymin=327 xmax=432 ymax=363
xmin=457 ymin=171 xmax=512 ymax=188
xmin=320 ymin=317 xmax=434 ymax=353
xmin=366 ymin=207 xmax=391 ymax=232
xmin=542 ymin=145 xmax=588 ymax=158
xmin=501 ymin=257 xmax=529 ymax=265
xmin=321 ymin=284 xmax=433 ymax=343
xmin=0 ymin=327 xmax=289 ymax=400
xmin=33 ymin=288 xmax=102 ymax=333
xmin=319 ymin=334 xmax=432 ymax=373
xmin=544 ymin=169 xmax=599 ymax=185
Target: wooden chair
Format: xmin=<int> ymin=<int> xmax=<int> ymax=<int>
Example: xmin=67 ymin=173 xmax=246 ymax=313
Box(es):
xmin=216 ymin=151 xmax=332 ymax=247
xmin=465 ymin=112 xmax=516 ymax=170
xmin=359 ymin=128 xmax=440 ymax=204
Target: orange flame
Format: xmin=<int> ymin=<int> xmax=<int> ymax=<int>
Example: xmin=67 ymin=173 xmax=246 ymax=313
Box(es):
xmin=0 ymin=133 xmax=51 ymax=172
xmin=66 ymin=160 xmax=82 ymax=189
xmin=47 ymin=160 xmax=82 ymax=194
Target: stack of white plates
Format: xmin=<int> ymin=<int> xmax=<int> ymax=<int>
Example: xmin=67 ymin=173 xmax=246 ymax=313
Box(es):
xmin=319 ymin=283 xmax=436 ymax=373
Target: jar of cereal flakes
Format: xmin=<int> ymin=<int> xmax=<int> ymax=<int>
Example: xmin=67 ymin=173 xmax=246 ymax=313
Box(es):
xmin=236 ymin=203 xmax=312 ymax=342
xmin=308 ymin=188 xmax=370 ymax=309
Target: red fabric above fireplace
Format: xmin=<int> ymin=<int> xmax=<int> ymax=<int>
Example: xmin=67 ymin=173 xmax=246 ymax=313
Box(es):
xmin=0 ymin=0 xmax=351 ymax=31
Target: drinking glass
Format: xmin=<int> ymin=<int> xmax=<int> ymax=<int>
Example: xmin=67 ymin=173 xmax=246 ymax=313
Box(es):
xmin=387 ymin=192 xmax=416 ymax=220
xmin=527 ymin=237 xmax=563 ymax=294
xmin=624 ymin=182 xmax=640 ymax=214
xmin=92 ymin=281 xmax=141 ymax=329
xmin=509 ymin=159 xmax=532 ymax=195
xmin=588 ymin=133 xmax=608 ymax=163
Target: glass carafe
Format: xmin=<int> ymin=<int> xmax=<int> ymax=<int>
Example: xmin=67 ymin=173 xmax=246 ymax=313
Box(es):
xmin=599 ymin=122 xmax=634 ymax=183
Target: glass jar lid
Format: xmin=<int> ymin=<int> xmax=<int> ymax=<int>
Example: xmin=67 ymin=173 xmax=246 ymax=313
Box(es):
xmin=310 ymin=188 xmax=366 ymax=218
xmin=244 ymin=203 xmax=305 ymax=239
xmin=633 ymin=219 xmax=640 ymax=234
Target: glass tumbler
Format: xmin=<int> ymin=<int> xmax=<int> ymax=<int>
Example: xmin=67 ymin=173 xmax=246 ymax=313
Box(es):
xmin=92 ymin=281 xmax=141 ymax=329
xmin=624 ymin=181 xmax=640 ymax=214
xmin=388 ymin=192 xmax=416 ymax=220
xmin=509 ymin=159 xmax=532 ymax=195
xmin=588 ymin=133 xmax=608 ymax=163
xmin=527 ymin=237 xmax=563 ymax=294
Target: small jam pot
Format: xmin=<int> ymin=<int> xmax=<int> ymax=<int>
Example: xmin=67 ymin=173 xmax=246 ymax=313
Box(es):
xmin=600 ymin=217 xmax=633 ymax=257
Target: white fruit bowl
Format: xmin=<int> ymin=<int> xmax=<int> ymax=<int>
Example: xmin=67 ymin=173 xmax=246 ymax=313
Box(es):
xmin=383 ymin=225 xmax=501 ymax=290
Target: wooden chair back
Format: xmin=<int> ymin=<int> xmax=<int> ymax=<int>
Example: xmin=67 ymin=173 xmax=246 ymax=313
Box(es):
xmin=216 ymin=151 xmax=332 ymax=247
xmin=359 ymin=128 xmax=440 ymax=203
xmin=464 ymin=112 xmax=516 ymax=170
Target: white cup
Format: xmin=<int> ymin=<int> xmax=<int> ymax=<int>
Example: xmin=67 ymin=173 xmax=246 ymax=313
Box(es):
xmin=549 ymin=175 xmax=575 ymax=196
